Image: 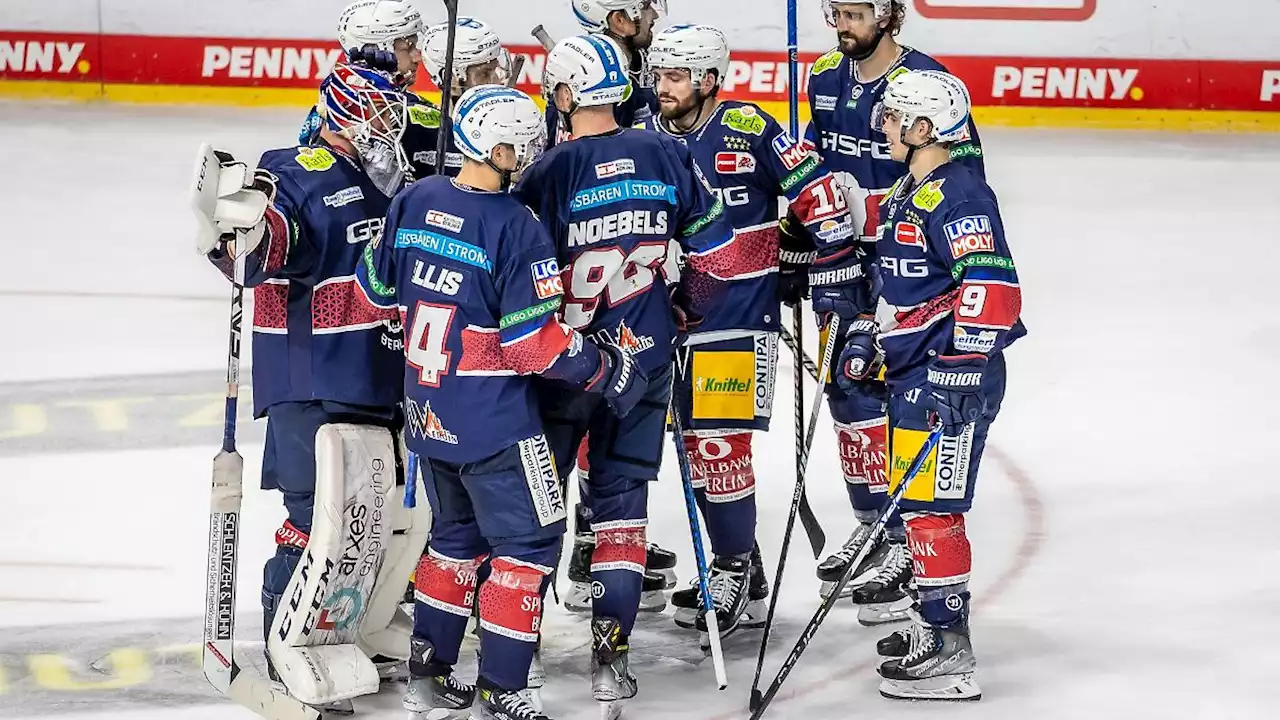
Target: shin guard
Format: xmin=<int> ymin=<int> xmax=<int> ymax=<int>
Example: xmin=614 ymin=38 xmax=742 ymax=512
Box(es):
xmin=684 ymin=431 xmax=756 ymax=557
xmin=905 ymin=513 xmax=972 ymax=627
xmin=835 ymin=417 xmax=889 ymax=524
xmin=411 ymin=549 xmax=483 ymax=673
xmin=477 ymin=557 xmax=552 ymax=690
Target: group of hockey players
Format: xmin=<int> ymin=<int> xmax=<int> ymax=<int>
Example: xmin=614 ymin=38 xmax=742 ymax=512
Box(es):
xmin=193 ymin=0 xmax=1023 ymax=717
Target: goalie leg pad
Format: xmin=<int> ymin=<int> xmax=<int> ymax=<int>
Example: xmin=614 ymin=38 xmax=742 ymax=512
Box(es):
xmin=684 ymin=431 xmax=756 ymax=558
xmin=268 ymin=423 xmax=398 ymax=706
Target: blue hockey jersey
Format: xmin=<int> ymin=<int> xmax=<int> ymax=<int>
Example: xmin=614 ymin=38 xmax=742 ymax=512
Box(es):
xmin=513 ymin=127 xmax=739 ymax=374
xmin=875 ymin=162 xmax=1025 ymax=391
xmin=357 ymin=176 xmax=603 ymax=463
xmin=806 ymin=47 xmax=985 ymax=246
xmin=207 ymin=141 xmax=404 ymax=417
xmin=641 ymin=100 xmax=855 ymax=335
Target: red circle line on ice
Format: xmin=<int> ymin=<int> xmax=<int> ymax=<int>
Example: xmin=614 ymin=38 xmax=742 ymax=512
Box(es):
xmin=710 ymin=444 xmax=1046 ymax=718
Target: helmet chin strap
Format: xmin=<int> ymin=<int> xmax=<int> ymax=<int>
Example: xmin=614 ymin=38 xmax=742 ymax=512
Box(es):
xmin=900 ymin=121 xmax=937 ymax=170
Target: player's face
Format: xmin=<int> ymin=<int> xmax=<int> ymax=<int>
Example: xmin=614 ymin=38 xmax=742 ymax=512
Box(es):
xmin=881 ymin=107 xmax=909 ymax=161
xmin=654 ymin=68 xmax=699 ymax=120
xmin=395 ymin=36 xmax=422 ymax=84
xmin=832 ymin=3 xmax=882 ymax=58
xmin=633 ymin=2 xmax=661 ymax=49
xmin=465 ymin=59 xmax=504 ymax=88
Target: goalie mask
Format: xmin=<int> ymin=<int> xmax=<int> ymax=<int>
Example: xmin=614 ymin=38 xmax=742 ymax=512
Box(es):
xmin=320 ymin=64 xmax=412 ymax=197
xmin=337 ymin=0 xmax=425 ymax=87
xmin=423 ymin=17 xmax=514 ymax=97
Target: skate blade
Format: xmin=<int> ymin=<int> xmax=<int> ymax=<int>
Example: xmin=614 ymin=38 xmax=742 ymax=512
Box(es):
xmin=878 ymin=672 xmax=982 ymax=701
xmin=409 ymin=710 xmax=469 ymax=720
xmin=818 ymin=565 xmax=880 ymax=600
xmin=857 ymin=596 xmax=913 ymax=626
xmin=651 ymin=567 xmax=677 ymax=589
xmin=673 ymin=607 xmax=697 ymax=629
xmin=740 ymin=599 xmax=768 ymax=629
xmin=638 ymin=590 xmax=668 ymax=613
xmin=522 ymin=688 xmax=544 ymax=714
xmin=598 ymin=699 xmax=626 ymax=720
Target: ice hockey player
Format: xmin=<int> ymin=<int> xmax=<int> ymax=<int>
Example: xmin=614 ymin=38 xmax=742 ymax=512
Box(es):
xmin=641 ymin=24 xmax=857 ymax=638
xmin=300 ymin=0 xmax=448 ymax=182
xmin=829 ymin=69 xmax=1022 ymax=701
xmin=194 ymin=64 xmax=427 ymax=713
xmin=545 ymin=0 xmax=665 ymax=148
xmin=355 ymin=84 xmax=650 ymax=720
xmin=420 ymin=16 xmax=516 ymax=175
xmin=513 ymin=33 xmax=739 ymax=719
xmin=805 ymin=0 xmax=987 ymax=625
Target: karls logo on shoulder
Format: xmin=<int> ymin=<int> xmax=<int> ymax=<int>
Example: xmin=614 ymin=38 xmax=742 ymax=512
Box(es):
xmin=771 ymin=132 xmax=809 ymax=171
xmin=347 ymin=217 xmax=384 ymax=244
xmin=531 ymin=258 xmax=564 ymax=300
xmin=595 ymin=158 xmax=636 ymax=179
xmin=715 ymin=152 xmax=757 ymax=175
xmin=943 ymin=215 xmax=995 ymax=259
xmin=426 ymin=210 xmax=465 ymax=233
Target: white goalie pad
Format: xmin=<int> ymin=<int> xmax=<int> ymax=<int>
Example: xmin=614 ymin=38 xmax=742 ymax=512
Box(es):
xmin=356 ymin=430 xmax=432 ymax=661
xmin=267 ymin=423 xmax=400 ymax=706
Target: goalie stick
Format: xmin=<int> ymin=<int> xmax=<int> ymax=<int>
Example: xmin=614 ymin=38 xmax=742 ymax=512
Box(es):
xmin=749 ymin=422 xmax=946 ymax=719
xmin=196 ymin=171 xmax=319 ymax=720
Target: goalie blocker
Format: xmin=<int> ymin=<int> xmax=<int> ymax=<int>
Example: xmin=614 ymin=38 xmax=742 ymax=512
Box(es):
xmin=265 ymin=419 xmax=431 ymax=707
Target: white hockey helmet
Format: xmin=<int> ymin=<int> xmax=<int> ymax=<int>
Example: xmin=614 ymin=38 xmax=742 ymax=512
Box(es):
xmin=452 ymin=85 xmax=547 ymax=174
xmin=823 ymin=0 xmax=898 ymax=27
xmin=648 ymin=24 xmax=730 ymax=90
xmin=572 ymin=0 xmax=668 ymax=33
xmin=543 ymin=34 xmax=631 ymax=108
xmin=422 ymin=17 xmax=513 ymax=90
xmin=876 ymin=70 xmax=972 ymax=143
xmin=337 ymin=0 xmax=424 ymax=55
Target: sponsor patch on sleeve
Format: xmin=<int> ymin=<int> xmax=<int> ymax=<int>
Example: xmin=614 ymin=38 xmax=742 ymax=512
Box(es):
xmin=530 ymin=258 xmax=564 ymax=299
xmin=943 ymin=215 xmax=995 ymax=259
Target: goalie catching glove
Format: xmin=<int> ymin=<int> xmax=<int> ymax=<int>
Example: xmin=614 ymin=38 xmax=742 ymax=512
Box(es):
xmin=190 ymin=144 xmax=278 ymax=257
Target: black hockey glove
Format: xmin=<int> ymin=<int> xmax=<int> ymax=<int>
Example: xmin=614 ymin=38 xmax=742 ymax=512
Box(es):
xmin=926 ymin=354 xmax=988 ymax=435
xmin=778 ymin=215 xmax=816 ymax=307
xmin=588 ymin=344 xmax=650 ymax=418
xmin=835 ymin=313 xmax=880 ymax=393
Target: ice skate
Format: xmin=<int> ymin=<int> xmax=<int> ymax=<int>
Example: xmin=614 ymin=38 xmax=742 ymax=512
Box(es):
xmin=403 ymin=672 xmax=475 ymax=719
xmin=878 ymin=619 xmax=981 ymax=701
xmin=674 ymin=544 xmax=768 ymax=629
xmin=850 ymin=541 xmax=913 ymax=625
xmin=474 ymin=681 xmax=553 ymax=720
xmin=523 ymin=649 xmax=545 ymax=714
xmin=817 ymin=523 xmax=889 ymax=600
xmin=694 ymin=555 xmax=761 ymax=639
xmin=565 ymin=535 xmax=668 ymax=613
xmin=645 ymin=542 xmax=679 ymax=589
xmin=590 ymin=617 xmax=637 ymax=720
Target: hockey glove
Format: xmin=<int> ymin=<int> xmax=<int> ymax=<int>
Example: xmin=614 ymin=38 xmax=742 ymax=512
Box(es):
xmin=191 ymin=145 xmax=278 ymax=256
xmin=926 ymin=354 xmax=988 ymax=435
xmin=778 ymin=215 xmax=817 ymax=307
xmin=589 ymin=344 xmax=650 ymax=418
xmin=835 ymin=313 xmax=880 ymax=393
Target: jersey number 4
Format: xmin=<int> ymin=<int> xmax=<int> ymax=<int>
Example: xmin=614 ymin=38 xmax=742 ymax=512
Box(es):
xmin=563 ymin=242 xmax=668 ymax=328
xmin=407 ymin=301 xmax=455 ymax=387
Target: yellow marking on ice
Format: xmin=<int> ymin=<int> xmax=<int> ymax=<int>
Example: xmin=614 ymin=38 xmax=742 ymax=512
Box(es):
xmin=0 ymin=403 xmax=48 ymax=439
xmin=56 ymin=397 xmax=151 ymax=432
xmin=28 ymin=648 xmax=151 ymax=691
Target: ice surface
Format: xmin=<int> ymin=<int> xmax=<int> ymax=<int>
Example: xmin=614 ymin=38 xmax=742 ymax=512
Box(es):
xmin=2 ymin=100 xmax=1278 ymax=719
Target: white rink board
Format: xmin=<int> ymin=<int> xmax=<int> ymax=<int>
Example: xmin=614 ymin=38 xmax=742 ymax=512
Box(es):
xmin=0 ymin=0 xmax=1277 ymax=59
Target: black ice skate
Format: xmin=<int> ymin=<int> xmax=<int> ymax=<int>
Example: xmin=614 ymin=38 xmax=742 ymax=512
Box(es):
xmin=473 ymin=679 xmax=553 ymax=720
xmin=849 ymin=540 xmax=913 ymax=625
xmin=565 ymin=534 xmax=669 ymax=613
xmin=694 ymin=555 xmax=762 ymax=639
xmin=877 ymin=603 xmax=926 ymax=657
xmin=645 ymin=542 xmax=679 ymax=589
xmin=878 ymin=619 xmax=981 ymax=701
xmin=817 ymin=523 xmax=889 ymax=600
xmin=674 ymin=543 xmax=769 ymax=629
xmin=590 ymin=617 xmax=637 ymax=720
xmin=402 ymin=672 xmax=475 ymax=718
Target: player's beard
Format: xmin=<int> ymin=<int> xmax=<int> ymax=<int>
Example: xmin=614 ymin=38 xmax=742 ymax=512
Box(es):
xmin=838 ymin=28 xmax=883 ymax=61
xmin=658 ymin=90 xmax=702 ymax=131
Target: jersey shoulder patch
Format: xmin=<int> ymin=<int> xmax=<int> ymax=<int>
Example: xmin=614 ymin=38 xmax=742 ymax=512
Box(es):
xmin=911 ymin=179 xmax=947 ymax=213
xmin=721 ymin=105 xmax=767 ymax=136
xmin=408 ymin=104 xmax=441 ymax=129
xmin=811 ymin=48 xmax=843 ymax=77
xmin=294 ymin=146 xmax=337 ymax=172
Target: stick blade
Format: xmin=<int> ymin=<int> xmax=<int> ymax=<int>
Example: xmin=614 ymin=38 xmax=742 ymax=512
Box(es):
xmin=227 ymin=668 xmax=321 ymax=720
xmin=749 ymin=688 xmax=763 ymax=712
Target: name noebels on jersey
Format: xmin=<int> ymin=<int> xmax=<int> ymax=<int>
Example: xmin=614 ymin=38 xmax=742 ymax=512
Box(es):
xmin=567 ymin=210 xmax=670 ymax=248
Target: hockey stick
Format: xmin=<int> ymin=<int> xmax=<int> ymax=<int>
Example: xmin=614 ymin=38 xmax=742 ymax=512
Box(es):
xmin=433 ymin=0 xmax=460 ymax=177
xmin=750 ymin=422 xmax=945 ymax=720
xmin=669 ymin=350 xmax=728 ymax=690
xmin=201 ymin=250 xmax=319 ymax=720
xmin=531 ymin=25 xmax=556 ymax=52
xmin=779 ymin=326 xmax=819 ymax=383
xmin=748 ymin=312 xmax=840 ymax=710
